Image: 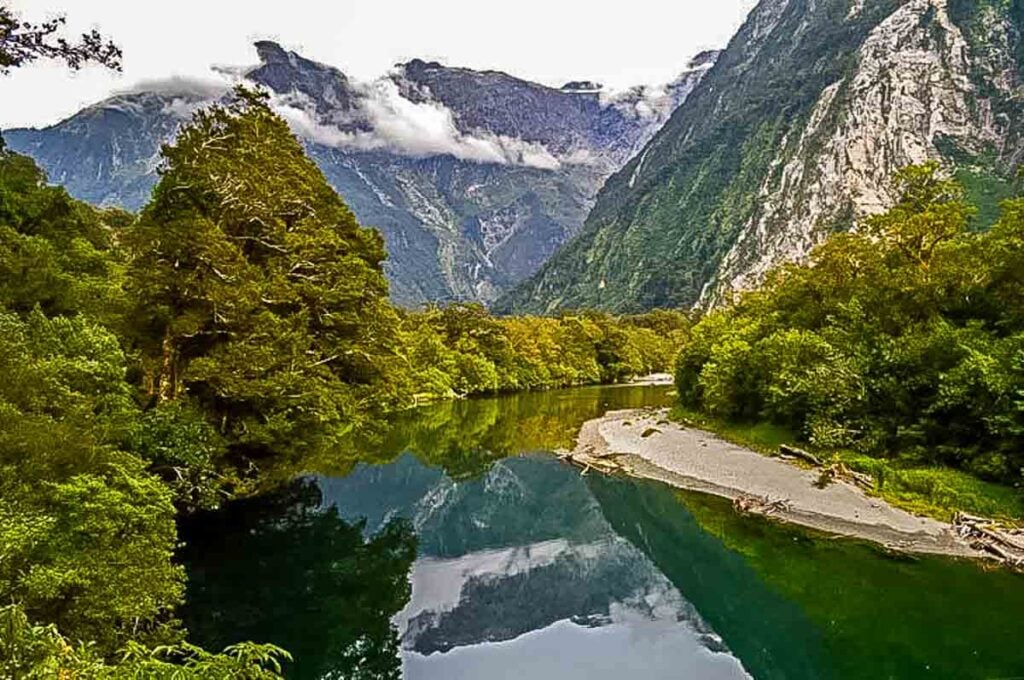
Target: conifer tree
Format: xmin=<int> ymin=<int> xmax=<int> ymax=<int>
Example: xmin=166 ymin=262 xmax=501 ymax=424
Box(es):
xmin=128 ymin=88 xmax=409 ymax=460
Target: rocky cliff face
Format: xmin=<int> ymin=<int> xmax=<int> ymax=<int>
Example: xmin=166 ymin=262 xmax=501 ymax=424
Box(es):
xmin=4 ymin=44 xmax=714 ymax=306
xmin=498 ymin=0 xmax=1024 ymax=314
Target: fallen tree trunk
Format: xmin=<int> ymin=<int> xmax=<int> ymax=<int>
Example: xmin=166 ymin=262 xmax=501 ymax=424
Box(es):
xmin=733 ymin=493 xmax=791 ymax=516
xmin=779 ymin=445 xmax=822 ymax=467
xmin=953 ymin=512 xmax=1024 ymax=570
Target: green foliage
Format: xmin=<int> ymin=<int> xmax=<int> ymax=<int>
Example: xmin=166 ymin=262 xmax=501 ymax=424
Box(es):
xmin=955 ymin=166 xmax=1017 ymax=231
xmin=0 ymin=147 xmax=283 ymax=668
xmin=401 ymin=304 xmax=688 ymax=399
xmin=0 ymin=311 xmax=183 ymax=654
xmin=0 ymin=604 xmax=289 ymax=679
xmin=126 ymin=87 xmax=410 ymax=462
xmin=835 ymin=453 xmax=1024 ymax=521
xmin=0 ymin=150 xmax=128 ymax=324
xmin=0 ymin=96 xmax=686 ymax=674
xmin=675 ymin=164 xmax=1024 ymax=495
xmin=497 ymin=0 xmax=907 ymax=314
xmin=128 ymin=402 xmax=228 ymax=509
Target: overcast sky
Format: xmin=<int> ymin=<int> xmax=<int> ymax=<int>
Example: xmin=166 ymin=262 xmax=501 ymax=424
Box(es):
xmin=0 ymin=0 xmax=758 ymax=130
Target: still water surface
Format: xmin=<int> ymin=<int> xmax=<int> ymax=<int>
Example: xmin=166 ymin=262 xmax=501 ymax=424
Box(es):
xmin=179 ymin=385 xmax=1024 ymax=679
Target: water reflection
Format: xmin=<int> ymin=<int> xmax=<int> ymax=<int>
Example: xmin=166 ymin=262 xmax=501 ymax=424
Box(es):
xmin=322 ymin=453 xmax=748 ymax=678
xmin=181 ymin=386 xmax=1024 ymax=680
xmin=179 ymin=479 xmax=417 ymax=680
xmin=258 ymin=383 xmax=676 ymax=484
xmin=365 ymin=384 xmax=678 ymax=480
xmin=590 ymin=474 xmax=1024 ymax=679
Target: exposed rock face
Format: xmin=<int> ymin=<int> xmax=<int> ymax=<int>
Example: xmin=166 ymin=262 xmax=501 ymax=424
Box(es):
xmin=4 ymin=43 xmax=715 ymax=306
xmin=249 ymin=40 xmax=360 ymax=117
xmin=712 ymin=0 xmax=1022 ymax=304
xmin=498 ymin=0 xmax=1024 ymax=314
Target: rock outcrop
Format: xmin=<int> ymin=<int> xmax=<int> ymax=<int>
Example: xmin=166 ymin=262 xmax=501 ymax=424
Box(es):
xmin=498 ymin=0 xmax=1023 ymax=314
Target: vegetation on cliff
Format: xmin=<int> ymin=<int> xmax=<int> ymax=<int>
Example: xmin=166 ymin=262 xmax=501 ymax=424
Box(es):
xmin=675 ymin=164 xmax=1024 ymax=503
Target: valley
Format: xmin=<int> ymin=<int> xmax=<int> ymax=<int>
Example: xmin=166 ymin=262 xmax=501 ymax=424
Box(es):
xmin=5 ymin=41 xmax=715 ymax=305
xmin=2 ymin=1 xmax=1023 ymax=678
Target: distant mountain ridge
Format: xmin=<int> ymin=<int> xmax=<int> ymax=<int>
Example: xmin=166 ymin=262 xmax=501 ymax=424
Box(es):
xmin=498 ymin=0 xmax=1024 ymax=314
xmin=5 ymin=43 xmax=716 ymax=306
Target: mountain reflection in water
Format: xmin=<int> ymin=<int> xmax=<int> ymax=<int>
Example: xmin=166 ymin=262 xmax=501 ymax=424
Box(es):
xmin=180 ymin=385 xmax=1024 ymax=680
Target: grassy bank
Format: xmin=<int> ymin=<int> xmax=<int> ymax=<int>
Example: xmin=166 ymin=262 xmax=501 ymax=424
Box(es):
xmin=669 ymin=407 xmax=1024 ymax=523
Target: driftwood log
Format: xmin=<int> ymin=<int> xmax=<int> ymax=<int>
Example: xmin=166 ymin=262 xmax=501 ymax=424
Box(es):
xmin=780 ymin=445 xmax=822 ymax=467
xmin=563 ymin=449 xmax=626 ymax=477
xmin=953 ymin=512 xmax=1024 ymax=570
xmin=817 ymin=462 xmax=875 ymax=491
xmin=733 ymin=494 xmax=791 ymax=516
xmin=778 ymin=444 xmax=876 ymax=491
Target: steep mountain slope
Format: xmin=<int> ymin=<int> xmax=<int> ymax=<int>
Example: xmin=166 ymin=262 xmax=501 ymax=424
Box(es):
xmin=2 ymin=89 xmax=209 ymax=210
xmin=498 ymin=0 xmax=1024 ymax=314
xmin=5 ymin=43 xmax=715 ymax=305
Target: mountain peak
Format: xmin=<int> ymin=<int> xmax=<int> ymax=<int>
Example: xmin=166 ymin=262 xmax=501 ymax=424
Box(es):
xmin=254 ymin=40 xmax=292 ymax=65
xmin=247 ymin=41 xmax=357 ymax=115
xmin=403 ymin=58 xmax=446 ymax=73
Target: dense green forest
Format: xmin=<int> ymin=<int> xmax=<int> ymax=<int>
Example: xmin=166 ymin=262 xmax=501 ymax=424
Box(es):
xmin=0 ymin=89 xmax=686 ymax=676
xmin=676 ymin=164 xmax=1024 ymax=491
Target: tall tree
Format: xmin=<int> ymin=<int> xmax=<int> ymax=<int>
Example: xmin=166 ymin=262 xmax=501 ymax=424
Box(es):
xmin=127 ymin=87 xmax=410 ymax=462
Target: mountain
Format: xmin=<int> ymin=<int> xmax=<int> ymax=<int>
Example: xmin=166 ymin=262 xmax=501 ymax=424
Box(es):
xmin=497 ymin=0 xmax=1024 ymax=314
xmin=4 ymin=43 xmax=715 ymax=306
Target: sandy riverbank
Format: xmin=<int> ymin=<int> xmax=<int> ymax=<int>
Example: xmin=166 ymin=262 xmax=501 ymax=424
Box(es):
xmin=569 ymin=408 xmax=984 ymax=558
xmin=627 ymin=373 xmax=675 ymax=386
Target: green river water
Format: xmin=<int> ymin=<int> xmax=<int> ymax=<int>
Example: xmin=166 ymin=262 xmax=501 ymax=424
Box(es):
xmin=178 ymin=385 xmax=1024 ymax=679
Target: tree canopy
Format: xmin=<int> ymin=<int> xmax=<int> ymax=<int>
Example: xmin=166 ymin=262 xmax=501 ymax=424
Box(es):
xmin=0 ymin=5 xmax=121 ymax=75
xmin=127 ymin=87 xmax=410 ymax=464
xmin=0 ymin=89 xmax=687 ymax=674
xmin=676 ymin=163 xmax=1024 ymax=485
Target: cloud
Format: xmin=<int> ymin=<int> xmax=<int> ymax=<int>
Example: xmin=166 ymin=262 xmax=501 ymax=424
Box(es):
xmin=599 ymin=83 xmax=677 ymax=122
xmin=106 ymin=63 xmax=570 ymax=170
xmin=116 ymin=74 xmax=235 ymax=100
xmin=273 ymin=78 xmax=563 ymax=170
xmin=107 ymin=74 xmax=238 ymax=120
xmin=600 ymin=54 xmax=717 ymax=124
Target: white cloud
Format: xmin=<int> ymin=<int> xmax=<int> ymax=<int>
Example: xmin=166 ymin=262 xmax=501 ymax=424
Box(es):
xmin=600 ymin=83 xmax=676 ymax=122
xmin=116 ymin=74 xmax=235 ymax=100
xmin=0 ymin=0 xmax=758 ymax=130
xmin=272 ymin=78 xmax=563 ymax=170
xmin=105 ymin=74 xmax=237 ymax=120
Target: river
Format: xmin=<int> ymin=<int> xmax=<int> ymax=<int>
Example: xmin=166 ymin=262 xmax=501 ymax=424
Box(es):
xmin=178 ymin=385 xmax=1024 ymax=679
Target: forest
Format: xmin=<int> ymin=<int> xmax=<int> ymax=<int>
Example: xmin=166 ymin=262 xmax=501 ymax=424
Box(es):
xmin=0 ymin=90 xmax=686 ymax=676
xmin=6 ymin=2 xmax=1024 ymax=678
xmin=675 ymin=164 xmax=1024 ymax=496
xmin=5 ymin=87 xmax=1024 ymax=678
